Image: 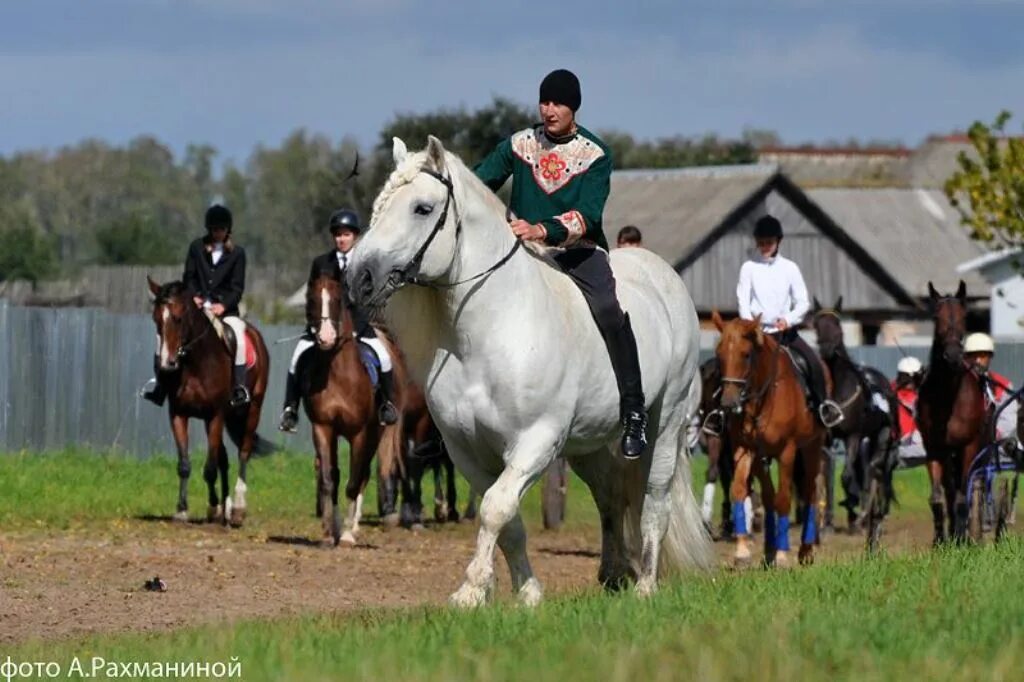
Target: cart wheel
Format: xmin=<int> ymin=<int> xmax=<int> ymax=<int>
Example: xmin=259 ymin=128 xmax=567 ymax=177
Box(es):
xmin=995 ymin=478 xmax=1011 ymax=542
xmin=968 ymin=476 xmax=985 ymax=542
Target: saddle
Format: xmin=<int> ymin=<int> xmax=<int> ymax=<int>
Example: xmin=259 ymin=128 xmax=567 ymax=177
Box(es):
xmin=780 ymin=345 xmax=814 ymax=406
xmin=202 ymin=309 xmax=255 ymax=368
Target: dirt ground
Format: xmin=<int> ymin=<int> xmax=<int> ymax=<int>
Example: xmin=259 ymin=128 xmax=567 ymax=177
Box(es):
xmin=0 ymin=512 xmax=936 ymax=646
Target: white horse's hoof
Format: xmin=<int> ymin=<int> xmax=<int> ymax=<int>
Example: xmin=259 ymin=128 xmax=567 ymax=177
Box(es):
xmin=172 ymin=511 xmax=188 ymax=523
xmin=634 ymin=577 xmax=657 ymax=598
xmin=775 ymin=550 xmax=791 ymax=568
xmin=517 ymin=578 xmax=544 ymax=607
xmin=340 ymin=530 xmax=357 ymax=545
xmin=449 ymin=582 xmax=490 ymax=609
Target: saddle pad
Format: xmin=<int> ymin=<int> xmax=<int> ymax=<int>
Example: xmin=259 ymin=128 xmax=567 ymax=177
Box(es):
xmin=244 ymin=329 xmax=258 ymax=369
xmin=357 ymin=341 xmax=381 ymax=388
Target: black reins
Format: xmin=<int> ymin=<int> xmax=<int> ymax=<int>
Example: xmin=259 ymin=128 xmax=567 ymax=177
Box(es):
xmin=366 ymin=167 xmax=522 ymax=306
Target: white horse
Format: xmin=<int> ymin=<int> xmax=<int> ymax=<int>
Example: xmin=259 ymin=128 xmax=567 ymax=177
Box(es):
xmin=349 ymin=136 xmax=712 ymax=607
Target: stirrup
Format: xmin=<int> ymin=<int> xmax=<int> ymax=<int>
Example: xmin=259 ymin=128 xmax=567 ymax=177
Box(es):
xmin=701 ymin=409 xmax=724 ymax=437
xmin=818 ymin=400 xmax=844 ymax=428
xmin=379 ymin=401 xmax=399 ymax=426
xmin=230 ymin=385 xmax=252 ymax=408
xmin=279 ymin=406 xmax=299 ymax=433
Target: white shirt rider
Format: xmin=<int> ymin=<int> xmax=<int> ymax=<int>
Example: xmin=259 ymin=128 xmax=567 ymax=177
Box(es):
xmin=737 ymin=247 xmax=810 ymax=334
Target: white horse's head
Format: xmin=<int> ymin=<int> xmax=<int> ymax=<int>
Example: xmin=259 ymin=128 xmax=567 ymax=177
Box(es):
xmin=349 ymin=135 xmax=462 ymax=309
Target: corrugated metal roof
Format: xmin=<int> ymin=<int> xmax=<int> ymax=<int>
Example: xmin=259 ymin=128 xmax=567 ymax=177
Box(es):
xmin=604 ymin=164 xmax=775 ymax=265
xmin=805 ymin=188 xmax=988 ymax=297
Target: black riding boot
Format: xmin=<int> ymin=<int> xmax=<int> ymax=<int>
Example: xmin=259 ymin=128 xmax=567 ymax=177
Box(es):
xmin=377 ymin=370 xmax=399 ymax=425
xmin=605 ymin=313 xmax=647 ymax=460
xmin=789 ymin=335 xmax=843 ymax=428
xmin=141 ymin=354 xmax=167 ymax=406
xmin=230 ymin=364 xmax=251 ymax=408
xmin=278 ymin=371 xmax=300 ymax=432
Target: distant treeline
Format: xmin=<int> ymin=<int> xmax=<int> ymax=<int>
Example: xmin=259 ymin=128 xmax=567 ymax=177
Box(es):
xmin=0 ymin=95 xmax=883 ymax=282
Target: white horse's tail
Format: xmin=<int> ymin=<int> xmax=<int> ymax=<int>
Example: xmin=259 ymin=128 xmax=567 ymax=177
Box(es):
xmin=659 ymin=377 xmax=714 ymax=574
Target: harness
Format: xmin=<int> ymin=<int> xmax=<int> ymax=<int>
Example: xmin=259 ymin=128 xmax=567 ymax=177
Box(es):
xmin=366 ymin=167 xmax=522 ymax=306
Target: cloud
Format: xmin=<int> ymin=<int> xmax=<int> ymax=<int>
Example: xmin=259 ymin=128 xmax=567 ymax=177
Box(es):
xmin=1 ymin=7 xmax=1023 ymax=164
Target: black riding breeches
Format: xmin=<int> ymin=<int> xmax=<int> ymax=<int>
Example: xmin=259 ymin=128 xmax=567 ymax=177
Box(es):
xmin=554 ymin=247 xmax=644 ymax=413
xmin=780 ymin=330 xmax=828 ymax=406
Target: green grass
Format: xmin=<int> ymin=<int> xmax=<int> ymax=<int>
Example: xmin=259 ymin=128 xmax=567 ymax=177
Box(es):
xmin=0 ymin=448 xmax=935 ymax=536
xmin=0 ymin=448 xmax=601 ymax=535
xmin=9 ymin=538 xmax=1024 ymax=681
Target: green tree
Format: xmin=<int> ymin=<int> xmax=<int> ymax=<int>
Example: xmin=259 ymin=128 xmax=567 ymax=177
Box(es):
xmin=0 ymin=208 xmax=58 ymax=283
xmin=94 ymin=212 xmax=178 ymax=265
xmin=945 ymin=111 xmax=1024 ymax=246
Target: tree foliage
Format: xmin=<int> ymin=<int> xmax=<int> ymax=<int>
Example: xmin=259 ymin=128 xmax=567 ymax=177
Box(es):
xmin=0 ymin=96 xmax=782 ymax=279
xmin=944 ymin=110 xmax=1024 ymax=246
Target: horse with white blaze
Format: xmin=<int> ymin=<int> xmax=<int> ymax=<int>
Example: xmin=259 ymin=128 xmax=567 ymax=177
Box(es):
xmin=349 ymin=136 xmax=711 ymax=607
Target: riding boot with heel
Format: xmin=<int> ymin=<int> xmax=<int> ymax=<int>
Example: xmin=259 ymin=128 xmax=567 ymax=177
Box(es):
xmin=141 ymin=354 xmax=167 ymax=406
xmin=230 ymin=364 xmax=251 ymax=408
xmin=605 ymin=313 xmax=648 ymax=460
xmin=377 ymin=370 xmax=399 ymax=425
xmin=278 ymin=371 xmax=300 ymax=432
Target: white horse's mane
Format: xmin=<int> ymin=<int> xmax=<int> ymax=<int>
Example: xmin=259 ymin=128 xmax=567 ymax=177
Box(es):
xmin=370 ymin=144 xmax=556 ymax=262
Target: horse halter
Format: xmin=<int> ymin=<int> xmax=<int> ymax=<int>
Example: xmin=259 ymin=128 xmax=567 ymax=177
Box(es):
xmin=366 ymin=167 xmax=522 ymax=307
xmin=719 ymin=334 xmax=782 ymax=414
xmin=158 ymin=297 xmax=210 ymax=360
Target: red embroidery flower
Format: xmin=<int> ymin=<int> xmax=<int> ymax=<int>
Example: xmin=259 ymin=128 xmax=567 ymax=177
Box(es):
xmin=539 ymin=153 xmax=567 ymax=181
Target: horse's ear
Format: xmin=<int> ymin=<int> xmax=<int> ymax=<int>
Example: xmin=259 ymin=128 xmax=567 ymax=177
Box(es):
xmin=835 ymin=296 xmax=843 ymax=313
xmin=812 ymin=296 xmax=821 ymax=312
xmin=754 ymin=327 xmax=765 ymax=348
xmin=425 ymin=135 xmax=447 ymax=173
xmin=147 ymin=275 xmax=161 ymax=297
xmin=711 ymin=309 xmax=724 ymax=332
xmin=392 ymin=137 xmax=408 ymax=166
xmin=928 ymin=281 xmax=940 ymax=301
xmin=956 ymin=280 xmax=967 ymax=301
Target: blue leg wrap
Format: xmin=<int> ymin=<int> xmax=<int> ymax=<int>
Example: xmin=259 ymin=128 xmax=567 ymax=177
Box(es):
xmin=776 ymin=515 xmax=791 ymax=551
xmin=732 ymin=501 xmax=748 ymax=535
xmin=802 ymin=505 xmax=818 ymax=545
xmin=764 ymin=510 xmax=777 ymax=551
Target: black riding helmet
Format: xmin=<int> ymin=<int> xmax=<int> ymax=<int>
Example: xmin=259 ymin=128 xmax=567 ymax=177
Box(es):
xmin=328 ymin=209 xmax=361 ymax=234
xmin=753 ymin=215 xmax=783 ymax=240
xmin=205 ymin=204 xmax=233 ymax=233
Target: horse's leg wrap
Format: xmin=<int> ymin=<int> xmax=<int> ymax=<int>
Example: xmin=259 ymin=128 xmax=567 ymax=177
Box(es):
xmin=801 ymin=505 xmax=818 ymax=545
xmin=178 ymin=460 xmax=192 ymax=479
xmin=732 ymin=501 xmax=748 ymax=535
xmin=776 ymin=515 xmax=791 ymax=552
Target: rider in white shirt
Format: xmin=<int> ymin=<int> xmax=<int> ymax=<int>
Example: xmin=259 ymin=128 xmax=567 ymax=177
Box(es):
xmin=737 ymin=215 xmax=843 ymax=427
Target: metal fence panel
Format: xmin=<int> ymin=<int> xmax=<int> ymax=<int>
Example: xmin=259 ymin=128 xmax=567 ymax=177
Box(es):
xmin=0 ymin=301 xmax=302 ymax=457
xmin=6 ymin=300 xmax=1024 ymax=457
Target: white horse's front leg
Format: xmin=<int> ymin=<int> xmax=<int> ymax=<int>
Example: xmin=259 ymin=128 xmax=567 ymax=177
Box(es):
xmin=449 ymin=429 xmax=557 ymax=609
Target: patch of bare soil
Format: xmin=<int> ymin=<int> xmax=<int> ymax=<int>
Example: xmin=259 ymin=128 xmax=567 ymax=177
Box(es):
xmin=0 ymin=512 xmax=935 ymax=645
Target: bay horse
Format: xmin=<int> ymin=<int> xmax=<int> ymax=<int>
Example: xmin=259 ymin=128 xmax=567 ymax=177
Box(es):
xmin=304 ymin=274 xmax=404 ymax=546
xmin=146 ymin=278 xmax=270 ymax=526
xmin=712 ymin=311 xmax=828 ymax=566
xmin=811 ymin=297 xmax=899 ymax=550
xmin=917 ymin=281 xmax=986 ymax=544
xmin=350 ymin=136 xmax=710 ymax=605
xmin=396 ymin=381 xmax=464 ymax=527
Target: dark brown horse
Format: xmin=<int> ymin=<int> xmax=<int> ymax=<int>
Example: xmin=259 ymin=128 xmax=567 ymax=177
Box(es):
xmin=713 ymin=311 xmax=829 ymax=566
xmin=917 ymin=281 xmax=987 ymax=544
xmin=147 ymin=278 xmax=270 ymax=526
xmin=811 ymin=297 xmax=899 ymax=550
xmin=304 ymin=275 xmax=404 ymax=546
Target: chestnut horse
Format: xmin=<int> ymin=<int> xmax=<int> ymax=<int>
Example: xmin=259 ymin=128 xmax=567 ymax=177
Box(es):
xmin=916 ymin=281 xmax=986 ymax=544
xmin=147 ymin=278 xmax=270 ymax=526
xmin=304 ymin=274 xmax=404 ymax=546
xmin=712 ymin=311 xmax=829 ymax=566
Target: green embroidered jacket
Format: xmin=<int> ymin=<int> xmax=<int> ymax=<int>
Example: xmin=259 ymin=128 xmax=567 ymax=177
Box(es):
xmin=473 ymin=124 xmax=612 ymax=250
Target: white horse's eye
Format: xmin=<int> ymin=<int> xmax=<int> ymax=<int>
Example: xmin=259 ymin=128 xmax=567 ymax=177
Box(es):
xmin=414 ymin=203 xmax=434 ymax=216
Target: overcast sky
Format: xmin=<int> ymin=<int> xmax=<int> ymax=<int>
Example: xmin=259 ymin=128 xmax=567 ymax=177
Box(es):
xmin=2 ymin=0 xmax=1023 ymax=166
